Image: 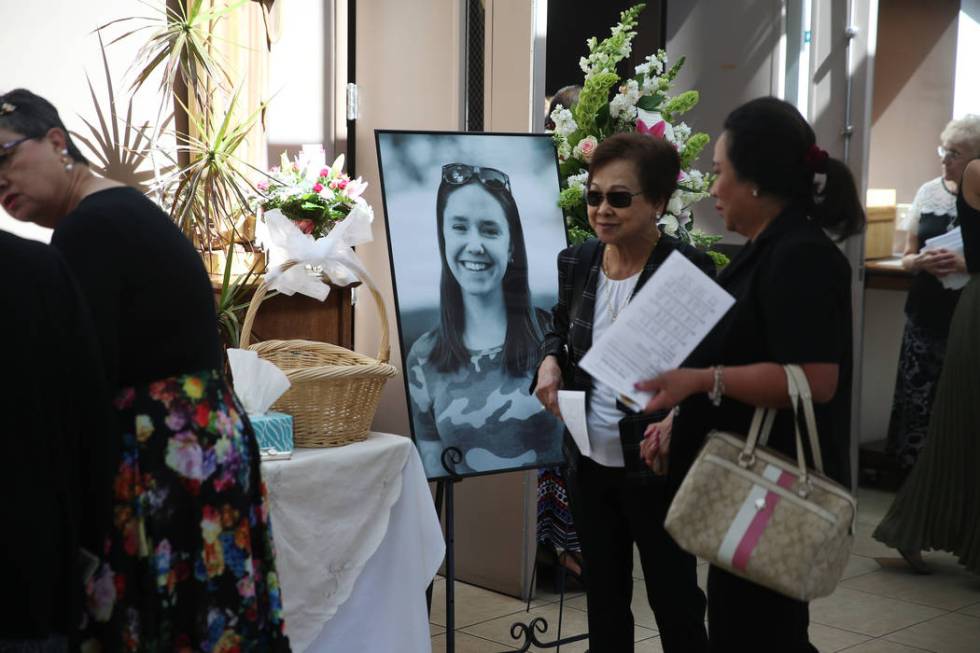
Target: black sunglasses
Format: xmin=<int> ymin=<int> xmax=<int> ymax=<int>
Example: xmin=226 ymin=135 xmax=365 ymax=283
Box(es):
xmin=0 ymin=136 xmax=33 ymax=169
xmin=442 ymin=163 xmax=511 ymax=192
xmin=585 ymin=190 xmax=644 ymax=208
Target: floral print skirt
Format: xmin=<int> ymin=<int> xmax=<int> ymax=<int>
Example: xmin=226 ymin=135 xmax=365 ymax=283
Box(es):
xmin=81 ymin=371 xmax=290 ymax=653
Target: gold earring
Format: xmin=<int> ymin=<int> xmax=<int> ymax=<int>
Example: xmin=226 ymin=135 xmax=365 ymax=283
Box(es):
xmin=61 ymin=148 xmax=73 ymax=172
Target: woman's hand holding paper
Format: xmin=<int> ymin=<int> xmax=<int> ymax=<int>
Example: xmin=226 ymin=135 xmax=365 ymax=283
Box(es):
xmin=635 ymin=368 xmax=712 ymax=414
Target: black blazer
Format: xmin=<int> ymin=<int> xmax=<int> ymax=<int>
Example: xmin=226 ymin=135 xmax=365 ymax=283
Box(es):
xmin=538 ymin=235 xmax=717 ymax=473
xmin=669 ymin=207 xmax=854 ymax=489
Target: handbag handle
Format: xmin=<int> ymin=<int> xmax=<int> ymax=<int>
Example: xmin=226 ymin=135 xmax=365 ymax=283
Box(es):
xmin=739 ymin=365 xmax=825 ymax=495
xmin=784 ymin=365 xmax=824 ymax=473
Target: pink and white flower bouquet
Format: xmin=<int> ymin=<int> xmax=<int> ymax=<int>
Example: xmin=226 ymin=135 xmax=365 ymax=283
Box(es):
xmin=257 ymin=150 xmax=367 ymax=238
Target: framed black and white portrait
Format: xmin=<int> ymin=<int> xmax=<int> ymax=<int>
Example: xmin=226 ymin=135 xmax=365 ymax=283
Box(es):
xmin=376 ymin=131 xmax=568 ymax=480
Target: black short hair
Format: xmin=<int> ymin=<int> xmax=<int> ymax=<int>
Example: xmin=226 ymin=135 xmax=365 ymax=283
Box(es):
xmin=0 ymin=89 xmax=89 ymax=165
xmin=722 ymin=97 xmax=864 ymax=241
xmin=588 ymin=132 xmax=680 ymax=207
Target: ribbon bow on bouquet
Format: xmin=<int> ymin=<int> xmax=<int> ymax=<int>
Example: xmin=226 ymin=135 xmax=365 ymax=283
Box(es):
xmin=260 ymin=203 xmax=377 ymax=302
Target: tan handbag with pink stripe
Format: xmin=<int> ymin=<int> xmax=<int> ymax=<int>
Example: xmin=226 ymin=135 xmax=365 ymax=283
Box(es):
xmin=664 ymin=365 xmax=857 ymax=601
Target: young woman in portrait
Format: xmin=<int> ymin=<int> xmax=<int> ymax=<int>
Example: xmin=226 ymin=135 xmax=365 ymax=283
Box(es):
xmin=406 ymin=163 xmax=564 ymax=477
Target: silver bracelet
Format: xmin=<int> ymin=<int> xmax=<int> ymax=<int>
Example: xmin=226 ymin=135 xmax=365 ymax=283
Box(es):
xmin=709 ymin=365 xmax=725 ymax=406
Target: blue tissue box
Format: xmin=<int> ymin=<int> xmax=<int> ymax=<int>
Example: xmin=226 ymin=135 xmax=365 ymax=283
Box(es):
xmin=250 ymin=412 xmax=293 ymax=454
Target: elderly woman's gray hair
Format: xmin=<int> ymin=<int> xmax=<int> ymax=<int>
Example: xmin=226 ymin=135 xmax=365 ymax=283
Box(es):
xmin=940 ymin=114 xmax=980 ymax=158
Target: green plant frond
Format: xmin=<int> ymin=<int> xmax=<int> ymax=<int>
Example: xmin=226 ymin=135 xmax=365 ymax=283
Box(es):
xmin=99 ymin=22 xmax=156 ymax=47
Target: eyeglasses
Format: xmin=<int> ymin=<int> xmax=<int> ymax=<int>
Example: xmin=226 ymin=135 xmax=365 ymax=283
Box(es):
xmin=585 ymin=190 xmax=644 ymax=208
xmin=0 ymin=136 xmax=32 ymax=171
xmin=442 ymin=163 xmax=511 ymax=192
xmin=938 ymin=146 xmax=963 ymax=161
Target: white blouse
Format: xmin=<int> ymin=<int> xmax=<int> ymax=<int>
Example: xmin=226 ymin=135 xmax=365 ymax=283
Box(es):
xmin=585 ymin=269 xmax=641 ymax=467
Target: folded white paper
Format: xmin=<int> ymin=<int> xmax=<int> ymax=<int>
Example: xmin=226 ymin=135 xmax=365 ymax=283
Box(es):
xmin=924 ymin=227 xmax=969 ymax=290
xmin=557 ymin=390 xmax=590 ymax=456
xmin=227 ymin=348 xmax=291 ymax=415
xmin=579 ymin=250 xmax=735 ymax=410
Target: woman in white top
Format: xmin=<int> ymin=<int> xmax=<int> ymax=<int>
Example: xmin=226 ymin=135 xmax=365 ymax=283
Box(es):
xmin=885 ymin=115 xmax=979 ymax=470
xmin=534 ymin=133 xmax=715 ymax=653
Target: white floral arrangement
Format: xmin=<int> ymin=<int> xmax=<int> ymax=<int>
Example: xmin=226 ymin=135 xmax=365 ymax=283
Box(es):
xmin=552 ymin=3 xmax=725 ymax=264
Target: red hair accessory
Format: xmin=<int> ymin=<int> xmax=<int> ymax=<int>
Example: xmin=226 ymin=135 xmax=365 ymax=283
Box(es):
xmin=803 ymin=144 xmax=829 ymax=173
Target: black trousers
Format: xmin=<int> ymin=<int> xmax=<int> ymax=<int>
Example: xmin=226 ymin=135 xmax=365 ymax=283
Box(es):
xmin=567 ymin=456 xmax=708 ymax=653
xmin=707 ymin=566 xmax=818 ymax=652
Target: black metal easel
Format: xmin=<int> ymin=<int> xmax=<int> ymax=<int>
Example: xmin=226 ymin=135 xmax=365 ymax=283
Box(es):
xmin=506 ymin=548 xmax=589 ymax=652
xmin=425 ymin=449 xmax=589 ymax=653
xmin=424 ymin=446 xmax=463 ymax=653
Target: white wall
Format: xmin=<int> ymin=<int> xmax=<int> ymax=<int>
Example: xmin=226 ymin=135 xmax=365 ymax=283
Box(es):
xmin=954 ymin=0 xmax=980 ymax=118
xmin=666 ymin=0 xmax=784 ymax=245
xmin=352 ymin=0 xmax=462 ymax=437
xmin=0 ymin=0 xmax=167 ymax=242
xmin=265 ymin=0 xmax=344 ymax=162
xmin=860 ymin=290 xmax=905 ymax=443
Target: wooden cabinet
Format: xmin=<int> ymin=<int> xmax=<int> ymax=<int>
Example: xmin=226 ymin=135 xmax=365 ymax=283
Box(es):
xmin=215 ymin=278 xmax=354 ymax=349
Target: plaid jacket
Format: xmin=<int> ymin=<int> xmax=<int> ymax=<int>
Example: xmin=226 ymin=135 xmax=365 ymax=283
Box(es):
xmin=538 ymin=236 xmax=717 ymax=470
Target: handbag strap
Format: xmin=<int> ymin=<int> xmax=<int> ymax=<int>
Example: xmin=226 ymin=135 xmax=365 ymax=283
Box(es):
xmin=784 ymin=364 xmax=825 ymax=473
xmin=740 ymin=365 xmax=825 ymax=490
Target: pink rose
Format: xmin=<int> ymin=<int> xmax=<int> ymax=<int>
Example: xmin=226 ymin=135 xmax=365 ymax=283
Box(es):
xmin=296 ymin=219 xmax=315 ymax=235
xmin=574 ymin=136 xmax=599 ymax=162
xmin=319 ymin=167 xmax=330 ymax=178
xmin=313 ymin=182 xmax=324 ymax=193
xmin=256 ymin=181 xmax=269 ymax=192
xmin=292 ymin=163 xmax=300 ymax=172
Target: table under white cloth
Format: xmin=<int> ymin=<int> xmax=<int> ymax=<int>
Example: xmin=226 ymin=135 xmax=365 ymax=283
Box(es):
xmin=261 ymin=432 xmax=444 ymax=652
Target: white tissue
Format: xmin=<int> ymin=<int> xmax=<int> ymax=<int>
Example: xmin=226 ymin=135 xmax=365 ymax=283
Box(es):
xmin=227 ymin=348 xmax=291 ymax=415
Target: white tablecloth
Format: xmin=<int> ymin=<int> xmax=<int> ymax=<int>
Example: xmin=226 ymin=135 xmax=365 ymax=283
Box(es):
xmin=262 ymin=433 xmax=444 ymax=652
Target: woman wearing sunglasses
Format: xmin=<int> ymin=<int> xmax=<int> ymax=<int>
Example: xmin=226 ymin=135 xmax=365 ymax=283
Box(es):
xmin=406 ymin=162 xmax=565 ymax=476
xmin=0 ymin=89 xmax=289 ymax=651
xmin=534 ymin=132 xmax=714 ymax=652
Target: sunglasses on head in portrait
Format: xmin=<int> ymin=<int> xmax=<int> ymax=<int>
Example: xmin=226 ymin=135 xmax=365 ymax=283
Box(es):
xmin=585 ymin=190 xmax=644 ymax=208
xmin=442 ymin=163 xmax=511 ymax=192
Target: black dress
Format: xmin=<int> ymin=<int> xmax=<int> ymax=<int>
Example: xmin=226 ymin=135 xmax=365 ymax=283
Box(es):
xmin=0 ymin=232 xmax=113 ymax=646
xmin=886 ymin=178 xmax=960 ymax=467
xmin=670 ymin=207 xmax=853 ymax=652
xmin=51 ymin=188 xmax=290 ymax=652
xmin=874 ymin=164 xmax=980 ymax=573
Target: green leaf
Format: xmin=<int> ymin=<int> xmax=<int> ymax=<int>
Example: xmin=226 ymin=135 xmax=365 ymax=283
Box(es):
xmin=706 ymin=250 xmax=730 ymax=268
xmin=636 ymin=94 xmax=663 ymax=111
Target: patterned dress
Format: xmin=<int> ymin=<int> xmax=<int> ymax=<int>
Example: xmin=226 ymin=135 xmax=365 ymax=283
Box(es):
xmin=81 ymin=372 xmax=288 ymax=653
xmin=48 ymin=188 xmax=289 ymax=652
xmin=874 ymin=167 xmax=980 ymax=573
xmin=886 ymin=178 xmax=960 ymax=467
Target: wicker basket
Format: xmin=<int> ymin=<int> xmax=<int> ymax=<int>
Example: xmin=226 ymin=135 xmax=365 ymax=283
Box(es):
xmin=239 ymin=261 xmax=398 ymax=447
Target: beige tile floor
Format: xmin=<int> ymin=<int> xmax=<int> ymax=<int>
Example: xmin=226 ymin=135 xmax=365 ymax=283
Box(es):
xmin=428 ymin=488 xmax=980 ymax=652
